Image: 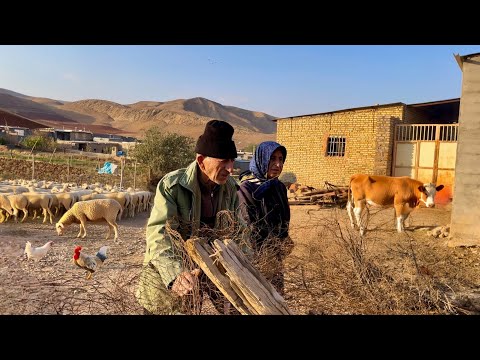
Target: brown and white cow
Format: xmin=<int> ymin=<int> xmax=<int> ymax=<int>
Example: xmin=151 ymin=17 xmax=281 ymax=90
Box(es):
xmin=346 ymin=174 xmax=444 ymax=236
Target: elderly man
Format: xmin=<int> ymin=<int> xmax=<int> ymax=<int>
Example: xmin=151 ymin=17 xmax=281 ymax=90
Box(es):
xmin=136 ymin=120 xmax=245 ymax=315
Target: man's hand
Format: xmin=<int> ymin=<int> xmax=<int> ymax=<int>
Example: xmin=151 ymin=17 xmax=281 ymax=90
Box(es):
xmin=171 ymin=269 xmax=202 ymax=296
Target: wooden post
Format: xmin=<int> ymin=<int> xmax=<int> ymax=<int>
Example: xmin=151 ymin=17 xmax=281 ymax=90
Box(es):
xmin=133 ymin=160 xmax=137 ymax=190
xmin=119 ymin=157 xmax=125 ymax=190
xmin=49 ymin=147 xmax=57 ymax=164
xmin=67 ymin=155 xmax=70 ymax=180
xmin=30 ymin=138 xmax=39 ymax=155
xmin=32 ymin=153 xmax=35 ymax=180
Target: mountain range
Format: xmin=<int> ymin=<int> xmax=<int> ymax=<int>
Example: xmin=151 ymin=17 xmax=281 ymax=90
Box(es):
xmin=0 ymin=88 xmax=277 ymax=148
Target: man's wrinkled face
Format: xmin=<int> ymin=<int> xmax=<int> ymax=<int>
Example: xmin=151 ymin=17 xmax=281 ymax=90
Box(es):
xmin=267 ymin=149 xmax=284 ymax=179
xmin=197 ymin=155 xmax=235 ymax=185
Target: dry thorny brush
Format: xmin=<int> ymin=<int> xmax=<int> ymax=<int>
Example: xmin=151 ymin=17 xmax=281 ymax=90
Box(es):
xmin=136 ymin=210 xmax=253 ymax=315
xmin=134 ymin=207 xmax=464 ymax=315
xmin=285 ymin=207 xmax=462 ymax=315
xmin=0 ymin=262 xmax=144 ymax=315
xmin=4 ymin=207 xmax=473 ymax=315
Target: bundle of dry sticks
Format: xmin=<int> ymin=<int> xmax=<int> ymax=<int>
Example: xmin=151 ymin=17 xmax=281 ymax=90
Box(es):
xmin=287 ymin=181 xmax=349 ymax=206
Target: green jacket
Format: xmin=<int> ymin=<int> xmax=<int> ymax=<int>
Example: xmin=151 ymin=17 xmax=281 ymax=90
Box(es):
xmin=136 ymin=160 xmax=241 ymax=313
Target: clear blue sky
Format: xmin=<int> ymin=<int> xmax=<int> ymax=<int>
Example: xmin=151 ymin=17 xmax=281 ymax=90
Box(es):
xmin=0 ymin=45 xmax=478 ymax=118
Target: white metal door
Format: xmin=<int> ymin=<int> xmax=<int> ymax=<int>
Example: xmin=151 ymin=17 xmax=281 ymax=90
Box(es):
xmin=393 ymin=124 xmax=458 ymax=203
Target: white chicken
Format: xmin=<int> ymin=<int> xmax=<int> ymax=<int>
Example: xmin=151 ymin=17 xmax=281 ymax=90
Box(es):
xmin=72 ymin=245 xmax=109 ymax=280
xmin=24 ymin=241 xmax=54 ymax=262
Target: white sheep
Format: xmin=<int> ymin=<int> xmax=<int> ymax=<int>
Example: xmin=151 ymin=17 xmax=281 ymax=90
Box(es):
xmin=7 ymin=194 xmax=29 ymax=222
xmin=22 ymin=193 xmax=55 ymax=224
xmin=55 ymin=199 xmax=123 ymax=240
xmin=0 ymin=194 xmax=13 ymax=222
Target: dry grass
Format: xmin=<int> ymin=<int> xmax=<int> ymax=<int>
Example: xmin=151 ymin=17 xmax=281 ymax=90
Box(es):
xmin=283 ymin=206 xmax=479 ymax=315
xmin=1 ymin=204 xmax=479 ymax=315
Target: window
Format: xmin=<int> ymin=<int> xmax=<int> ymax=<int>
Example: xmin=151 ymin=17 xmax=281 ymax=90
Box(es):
xmin=326 ymin=136 xmax=346 ymax=157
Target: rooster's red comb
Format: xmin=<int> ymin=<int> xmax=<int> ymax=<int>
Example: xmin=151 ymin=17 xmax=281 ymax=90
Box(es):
xmin=74 ymin=246 xmax=82 ymax=252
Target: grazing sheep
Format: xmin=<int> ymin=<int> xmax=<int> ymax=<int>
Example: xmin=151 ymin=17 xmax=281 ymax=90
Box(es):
xmin=52 ymin=193 xmax=76 ymax=216
xmin=80 ymin=192 xmax=131 ymax=219
xmin=0 ymin=194 xmax=13 ymax=222
xmin=56 ymin=199 xmax=123 ymax=240
xmin=7 ymin=194 xmax=29 ymax=222
xmin=22 ymin=193 xmax=55 ymax=224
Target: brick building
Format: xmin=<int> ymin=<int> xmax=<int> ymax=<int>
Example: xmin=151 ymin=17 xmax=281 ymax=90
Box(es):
xmin=275 ymin=99 xmax=459 ymax=191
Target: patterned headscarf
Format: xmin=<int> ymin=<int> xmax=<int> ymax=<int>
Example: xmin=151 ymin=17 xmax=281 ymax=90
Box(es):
xmin=246 ymin=141 xmax=287 ymax=200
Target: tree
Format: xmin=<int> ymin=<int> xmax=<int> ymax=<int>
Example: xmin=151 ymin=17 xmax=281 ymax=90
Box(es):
xmin=132 ymin=126 xmax=196 ymax=181
xmin=20 ymin=131 xmax=55 ymax=152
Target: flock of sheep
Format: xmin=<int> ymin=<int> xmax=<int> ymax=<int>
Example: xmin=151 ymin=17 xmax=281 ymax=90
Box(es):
xmin=0 ymin=179 xmax=154 ymax=240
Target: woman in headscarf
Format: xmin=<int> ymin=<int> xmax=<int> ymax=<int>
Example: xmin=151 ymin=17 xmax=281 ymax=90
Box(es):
xmin=238 ymin=141 xmax=293 ymax=295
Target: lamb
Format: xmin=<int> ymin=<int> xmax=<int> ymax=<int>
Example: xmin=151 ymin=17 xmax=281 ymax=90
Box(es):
xmin=55 ymin=199 xmax=123 ymax=240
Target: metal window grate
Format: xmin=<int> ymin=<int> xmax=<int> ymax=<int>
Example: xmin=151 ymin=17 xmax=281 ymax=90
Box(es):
xmin=326 ymin=136 xmax=346 ymax=157
xmin=396 ymin=124 xmax=458 ymax=142
xmin=396 ymin=125 xmax=437 ymax=141
xmin=439 ymin=125 xmax=458 ymax=141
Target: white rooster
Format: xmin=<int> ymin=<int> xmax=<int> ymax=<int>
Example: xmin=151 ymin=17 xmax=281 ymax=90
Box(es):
xmin=72 ymin=245 xmax=109 ymax=280
xmin=24 ymin=241 xmax=54 ymax=262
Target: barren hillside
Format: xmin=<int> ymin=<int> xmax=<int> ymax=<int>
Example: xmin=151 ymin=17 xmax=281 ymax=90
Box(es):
xmin=0 ymin=88 xmax=277 ymax=146
xmin=0 ymin=108 xmax=47 ymax=129
xmin=0 ymin=94 xmax=89 ymax=124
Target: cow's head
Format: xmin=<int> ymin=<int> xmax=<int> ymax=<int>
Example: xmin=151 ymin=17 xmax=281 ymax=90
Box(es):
xmin=418 ymin=183 xmax=444 ymax=208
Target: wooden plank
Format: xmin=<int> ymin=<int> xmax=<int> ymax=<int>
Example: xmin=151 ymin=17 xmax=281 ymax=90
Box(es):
xmin=288 ymin=200 xmax=312 ymax=205
xmin=310 ymin=192 xmax=336 ymax=201
xmin=184 ymin=238 xmax=251 ymax=315
xmin=302 ymin=188 xmax=331 ymax=196
xmin=213 ymin=240 xmax=292 ymax=314
xmin=224 ymin=239 xmax=292 ymax=313
xmin=185 ymin=237 xmax=293 ymax=315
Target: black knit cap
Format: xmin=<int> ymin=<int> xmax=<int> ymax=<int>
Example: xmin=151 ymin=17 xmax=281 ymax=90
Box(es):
xmin=195 ymin=120 xmax=238 ymax=159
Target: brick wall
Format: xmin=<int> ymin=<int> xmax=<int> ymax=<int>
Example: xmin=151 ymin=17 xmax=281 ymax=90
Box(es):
xmin=277 ymin=105 xmax=404 ymax=188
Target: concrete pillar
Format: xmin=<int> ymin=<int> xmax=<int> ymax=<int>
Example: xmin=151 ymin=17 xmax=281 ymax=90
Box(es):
xmin=448 ymin=53 xmax=480 ymax=247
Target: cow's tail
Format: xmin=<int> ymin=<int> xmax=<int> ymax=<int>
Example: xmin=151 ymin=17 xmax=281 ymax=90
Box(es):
xmin=347 ymin=179 xmax=351 ymax=204
xmin=347 ymin=175 xmax=355 ymax=206
xmin=346 ymin=176 xmax=355 ymax=229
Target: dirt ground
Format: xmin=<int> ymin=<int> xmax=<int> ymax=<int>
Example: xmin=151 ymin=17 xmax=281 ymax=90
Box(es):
xmin=1 ymin=202 xmax=479 ymax=315
xmin=0 ymin=211 xmax=149 ymax=315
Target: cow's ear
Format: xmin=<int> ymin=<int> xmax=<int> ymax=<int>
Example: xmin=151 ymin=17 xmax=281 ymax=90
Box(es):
xmin=436 ymin=185 xmax=444 ymax=191
xmin=418 ymin=185 xmax=426 ymax=193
